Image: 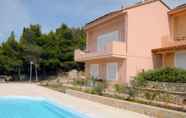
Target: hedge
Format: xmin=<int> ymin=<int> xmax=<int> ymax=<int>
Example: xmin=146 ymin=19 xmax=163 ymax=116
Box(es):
xmin=135 ymin=67 xmax=186 ymax=83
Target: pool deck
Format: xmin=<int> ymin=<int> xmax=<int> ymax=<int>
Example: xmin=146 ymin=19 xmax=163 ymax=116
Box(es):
xmin=0 ymin=83 xmax=149 ymax=118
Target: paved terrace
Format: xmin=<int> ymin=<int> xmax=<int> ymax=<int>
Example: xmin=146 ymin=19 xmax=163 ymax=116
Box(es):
xmin=0 ymin=83 xmax=149 ymax=118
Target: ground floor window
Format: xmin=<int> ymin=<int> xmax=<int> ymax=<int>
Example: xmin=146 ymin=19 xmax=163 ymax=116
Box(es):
xmin=175 ymin=51 xmax=186 ymax=69
xmin=90 ymin=64 xmax=99 ymax=79
xmin=106 ymin=63 xmax=118 ymax=80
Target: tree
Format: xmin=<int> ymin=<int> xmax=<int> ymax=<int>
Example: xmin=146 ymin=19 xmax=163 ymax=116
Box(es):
xmin=0 ymin=32 xmax=22 ymax=79
xmin=56 ymin=24 xmax=85 ymax=71
xmin=39 ymin=32 xmax=61 ymax=74
xmin=20 ymin=24 xmax=42 ymax=81
xmin=0 ymin=23 xmax=86 ymax=81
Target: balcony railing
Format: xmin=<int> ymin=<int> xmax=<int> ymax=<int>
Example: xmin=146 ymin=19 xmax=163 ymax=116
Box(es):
xmin=161 ymin=35 xmax=186 ymax=47
xmin=74 ymin=41 xmax=126 ymax=62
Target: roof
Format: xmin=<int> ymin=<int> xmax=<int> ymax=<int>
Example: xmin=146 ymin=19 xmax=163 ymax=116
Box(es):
xmin=85 ymin=0 xmax=170 ymax=29
xmin=169 ymin=4 xmax=186 ymax=15
xmin=120 ymin=0 xmax=170 ymax=11
xmin=152 ymin=44 xmax=186 ymax=54
xmin=86 ymin=9 xmax=123 ymax=26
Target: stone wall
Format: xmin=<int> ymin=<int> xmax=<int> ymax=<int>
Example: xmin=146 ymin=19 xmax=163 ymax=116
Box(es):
xmin=145 ymin=81 xmax=186 ymax=92
xmin=66 ymin=89 xmax=186 ymax=118
xmin=135 ymin=88 xmax=186 ymax=105
xmin=135 ymin=81 xmax=186 ymax=105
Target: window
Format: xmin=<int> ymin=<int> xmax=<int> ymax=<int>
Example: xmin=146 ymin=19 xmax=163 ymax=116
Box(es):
xmin=90 ymin=64 xmax=99 ymax=79
xmin=97 ymin=31 xmax=119 ymax=51
xmin=106 ymin=63 xmax=118 ymax=80
xmin=175 ymin=51 xmax=186 ymax=69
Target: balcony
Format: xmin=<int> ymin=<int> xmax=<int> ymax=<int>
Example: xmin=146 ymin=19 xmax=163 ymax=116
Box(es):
xmin=74 ymin=41 xmax=127 ymax=62
xmin=161 ymin=35 xmax=186 ymax=47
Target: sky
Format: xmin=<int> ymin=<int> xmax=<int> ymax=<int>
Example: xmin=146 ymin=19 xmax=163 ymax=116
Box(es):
xmin=0 ymin=0 xmax=186 ymax=42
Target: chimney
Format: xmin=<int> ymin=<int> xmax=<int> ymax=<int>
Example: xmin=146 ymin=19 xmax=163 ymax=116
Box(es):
xmin=121 ymin=5 xmax=124 ymax=9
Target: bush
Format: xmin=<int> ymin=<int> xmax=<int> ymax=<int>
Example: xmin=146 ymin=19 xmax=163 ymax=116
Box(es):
xmin=91 ymin=82 xmax=106 ymax=95
xmin=73 ymin=79 xmax=87 ymax=87
xmin=125 ymin=87 xmax=136 ymax=100
xmin=135 ymin=67 xmax=186 ymax=84
xmin=113 ymin=84 xmax=126 ymax=94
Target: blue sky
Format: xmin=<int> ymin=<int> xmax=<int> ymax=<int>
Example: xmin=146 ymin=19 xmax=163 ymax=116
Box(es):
xmin=0 ymin=0 xmax=186 ymax=42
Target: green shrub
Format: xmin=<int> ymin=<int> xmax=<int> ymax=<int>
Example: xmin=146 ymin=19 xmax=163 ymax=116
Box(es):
xmin=135 ymin=67 xmax=186 ymax=84
xmin=91 ymin=82 xmax=106 ymax=95
xmin=84 ymin=88 xmax=92 ymax=94
xmin=73 ymin=79 xmax=87 ymax=87
xmin=126 ymin=87 xmax=136 ymax=100
xmin=113 ymin=84 xmax=126 ymax=94
xmin=131 ymin=75 xmax=146 ymax=87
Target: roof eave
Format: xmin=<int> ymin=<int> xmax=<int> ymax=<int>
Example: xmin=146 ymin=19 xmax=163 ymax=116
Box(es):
xmin=84 ymin=10 xmax=125 ymax=31
xmin=168 ymin=4 xmax=186 ymax=15
xmin=152 ymin=45 xmax=186 ymax=54
xmin=168 ymin=7 xmax=186 ymax=15
xmin=84 ymin=0 xmax=170 ymax=31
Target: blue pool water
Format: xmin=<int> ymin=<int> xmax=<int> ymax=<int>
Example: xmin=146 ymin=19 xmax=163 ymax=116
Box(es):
xmin=0 ymin=97 xmax=88 ymax=118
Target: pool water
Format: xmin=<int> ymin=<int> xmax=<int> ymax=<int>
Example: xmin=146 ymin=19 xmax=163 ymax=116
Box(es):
xmin=0 ymin=97 xmax=88 ymax=118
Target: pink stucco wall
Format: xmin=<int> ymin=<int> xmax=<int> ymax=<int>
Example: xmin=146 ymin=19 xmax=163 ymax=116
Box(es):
xmin=82 ymin=14 xmax=128 ymax=83
xmin=86 ymin=15 xmax=126 ymax=52
xmin=75 ymin=0 xmax=171 ymax=84
xmin=125 ymin=1 xmax=170 ymax=82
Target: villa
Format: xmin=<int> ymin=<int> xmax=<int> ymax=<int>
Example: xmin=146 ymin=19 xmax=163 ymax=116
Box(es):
xmin=152 ymin=4 xmax=186 ymax=69
xmin=75 ymin=0 xmax=186 ymax=84
xmin=1 ymin=0 xmax=186 ymax=118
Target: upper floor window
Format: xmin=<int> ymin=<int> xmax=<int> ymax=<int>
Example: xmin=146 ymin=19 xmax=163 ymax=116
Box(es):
xmin=174 ymin=13 xmax=186 ymax=41
xmin=97 ymin=31 xmax=119 ymax=51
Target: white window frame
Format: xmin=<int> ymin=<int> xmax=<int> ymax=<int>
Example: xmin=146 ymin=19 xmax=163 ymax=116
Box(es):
xmin=106 ymin=63 xmax=118 ymax=81
xmin=90 ymin=64 xmax=99 ymax=79
xmin=175 ymin=51 xmax=186 ymax=69
xmin=97 ymin=31 xmax=119 ymax=52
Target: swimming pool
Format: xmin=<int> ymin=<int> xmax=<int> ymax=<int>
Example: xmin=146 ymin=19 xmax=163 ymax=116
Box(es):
xmin=0 ymin=97 xmax=88 ymax=118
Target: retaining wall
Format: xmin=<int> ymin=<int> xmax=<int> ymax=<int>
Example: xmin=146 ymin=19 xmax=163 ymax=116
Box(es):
xmin=66 ymin=89 xmax=186 ymax=118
